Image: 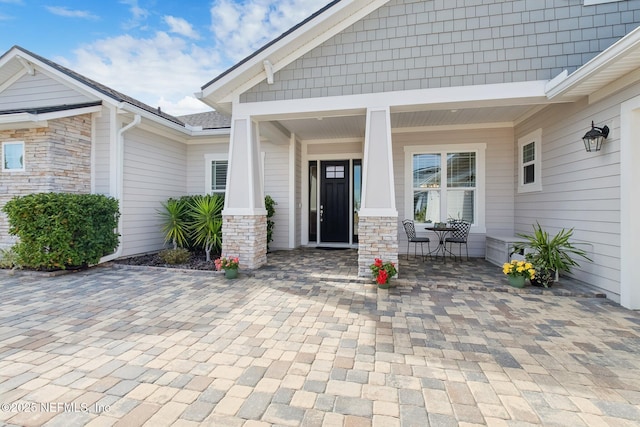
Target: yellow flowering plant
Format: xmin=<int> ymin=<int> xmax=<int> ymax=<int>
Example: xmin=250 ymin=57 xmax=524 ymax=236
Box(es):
xmin=502 ymin=260 xmax=535 ymax=279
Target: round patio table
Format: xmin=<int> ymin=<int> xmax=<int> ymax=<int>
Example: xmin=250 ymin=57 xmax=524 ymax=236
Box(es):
xmin=425 ymin=226 xmax=457 ymax=261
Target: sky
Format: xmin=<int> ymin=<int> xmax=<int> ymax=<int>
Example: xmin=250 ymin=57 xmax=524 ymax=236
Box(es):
xmin=0 ymin=0 xmax=333 ymax=116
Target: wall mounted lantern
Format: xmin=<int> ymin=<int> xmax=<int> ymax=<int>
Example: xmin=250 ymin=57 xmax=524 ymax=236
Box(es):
xmin=582 ymin=121 xmax=609 ymax=152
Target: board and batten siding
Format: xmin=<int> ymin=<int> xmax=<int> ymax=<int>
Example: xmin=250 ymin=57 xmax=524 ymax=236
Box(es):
xmin=392 ymin=127 xmax=515 ymax=257
xmin=0 ymin=72 xmax=93 ymax=110
xmin=514 ymin=80 xmax=640 ymax=302
xmin=121 ymin=127 xmax=187 ymax=256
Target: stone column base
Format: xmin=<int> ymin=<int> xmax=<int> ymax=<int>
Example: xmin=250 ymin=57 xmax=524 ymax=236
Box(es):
xmin=222 ymin=215 xmax=267 ymax=270
xmin=358 ymin=216 xmax=399 ymax=277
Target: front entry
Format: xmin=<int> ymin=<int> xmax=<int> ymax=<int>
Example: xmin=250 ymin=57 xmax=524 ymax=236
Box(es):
xmin=320 ymin=160 xmax=350 ymax=243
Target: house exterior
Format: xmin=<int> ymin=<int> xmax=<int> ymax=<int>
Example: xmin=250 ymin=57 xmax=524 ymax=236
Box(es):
xmin=0 ymin=47 xmax=234 ymax=259
xmin=1 ymin=0 xmax=640 ymax=309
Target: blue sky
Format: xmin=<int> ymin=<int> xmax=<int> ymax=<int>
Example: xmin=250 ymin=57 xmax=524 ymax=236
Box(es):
xmin=0 ymin=0 xmax=331 ymax=115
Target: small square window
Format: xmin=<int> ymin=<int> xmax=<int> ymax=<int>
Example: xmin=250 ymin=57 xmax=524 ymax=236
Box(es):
xmin=2 ymin=141 xmax=25 ymax=171
xmin=517 ymin=130 xmax=542 ymax=193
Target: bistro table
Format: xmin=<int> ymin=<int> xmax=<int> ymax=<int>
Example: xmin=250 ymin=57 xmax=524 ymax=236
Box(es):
xmin=425 ymin=225 xmax=457 ymax=260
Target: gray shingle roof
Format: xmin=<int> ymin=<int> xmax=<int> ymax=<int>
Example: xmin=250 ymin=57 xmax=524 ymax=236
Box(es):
xmin=8 ymin=46 xmax=186 ymax=127
xmin=178 ymin=111 xmax=231 ymax=129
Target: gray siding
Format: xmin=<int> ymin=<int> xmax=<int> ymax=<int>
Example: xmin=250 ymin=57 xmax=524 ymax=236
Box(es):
xmin=242 ymin=0 xmax=640 ymax=103
xmin=393 ymin=127 xmax=515 ymax=257
xmin=93 ymin=108 xmax=112 ymax=195
xmin=121 ymin=127 xmax=187 ymax=256
xmin=264 ymin=141 xmax=290 ymax=250
xmin=514 ymin=81 xmax=640 ymax=302
xmin=186 ymin=142 xmax=229 ymax=195
xmin=0 ymin=72 xmax=93 ymax=110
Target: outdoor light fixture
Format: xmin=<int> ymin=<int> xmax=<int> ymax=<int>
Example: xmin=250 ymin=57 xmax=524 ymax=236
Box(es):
xmin=582 ymin=121 xmax=609 ymax=152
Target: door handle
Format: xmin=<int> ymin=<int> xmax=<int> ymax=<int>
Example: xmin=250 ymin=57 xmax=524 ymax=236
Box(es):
xmin=320 ymin=204 xmax=324 ymax=223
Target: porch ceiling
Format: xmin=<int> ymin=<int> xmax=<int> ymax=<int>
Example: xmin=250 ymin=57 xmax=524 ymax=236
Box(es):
xmin=273 ymin=104 xmax=535 ymax=140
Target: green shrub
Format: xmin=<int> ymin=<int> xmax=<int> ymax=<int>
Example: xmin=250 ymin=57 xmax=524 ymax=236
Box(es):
xmin=0 ymin=247 xmax=19 ymax=269
xmin=159 ymin=248 xmax=191 ymax=264
xmin=158 ymin=198 xmax=189 ymax=250
xmin=2 ymin=193 xmax=120 ymax=270
xmin=189 ymin=194 xmax=224 ymax=262
xmin=159 ymin=195 xmax=225 ymax=251
xmin=265 ymin=195 xmax=277 ymax=250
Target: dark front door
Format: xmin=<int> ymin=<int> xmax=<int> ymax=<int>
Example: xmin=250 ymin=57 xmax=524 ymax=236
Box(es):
xmin=320 ymin=160 xmax=349 ymax=243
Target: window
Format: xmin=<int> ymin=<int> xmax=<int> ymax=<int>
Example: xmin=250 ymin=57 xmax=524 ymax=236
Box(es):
xmin=405 ymin=144 xmax=485 ymax=231
xmin=204 ymin=154 xmax=228 ymax=195
xmin=2 ymin=141 xmax=24 ymax=171
xmin=518 ymin=129 xmax=542 ymax=193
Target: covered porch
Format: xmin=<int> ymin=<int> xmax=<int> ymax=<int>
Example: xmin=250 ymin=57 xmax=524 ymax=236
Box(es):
xmin=256 ymin=248 xmax=605 ymax=299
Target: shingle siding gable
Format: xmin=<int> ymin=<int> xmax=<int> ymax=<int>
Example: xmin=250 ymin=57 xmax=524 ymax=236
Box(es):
xmin=241 ymin=0 xmax=640 ymax=103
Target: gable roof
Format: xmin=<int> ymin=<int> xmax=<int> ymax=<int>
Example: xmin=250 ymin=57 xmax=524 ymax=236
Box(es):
xmin=198 ymin=0 xmax=391 ymax=111
xmin=1 ymin=46 xmax=187 ymax=127
xmin=201 ymin=0 xmax=341 ymax=91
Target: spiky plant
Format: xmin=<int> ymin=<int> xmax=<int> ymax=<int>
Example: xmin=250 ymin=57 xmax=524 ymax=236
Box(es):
xmin=189 ymin=194 xmax=224 ymax=262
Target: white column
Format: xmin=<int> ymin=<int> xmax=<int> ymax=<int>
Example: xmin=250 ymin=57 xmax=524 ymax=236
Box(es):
xmin=222 ymin=116 xmax=267 ymax=270
xmin=358 ymin=107 xmax=399 ymax=277
xmin=620 ymin=97 xmax=640 ymax=309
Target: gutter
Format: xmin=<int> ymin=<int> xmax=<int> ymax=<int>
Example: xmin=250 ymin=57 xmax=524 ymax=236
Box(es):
xmin=99 ymin=114 xmax=142 ymax=263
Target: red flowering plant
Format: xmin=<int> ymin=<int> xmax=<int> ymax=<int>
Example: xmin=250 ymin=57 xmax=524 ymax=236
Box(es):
xmin=215 ymin=256 xmax=239 ymax=271
xmin=369 ymin=258 xmax=397 ymax=285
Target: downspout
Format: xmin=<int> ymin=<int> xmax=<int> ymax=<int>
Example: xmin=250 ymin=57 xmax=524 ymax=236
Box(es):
xmin=100 ymin=114 xmax=141 ymax=263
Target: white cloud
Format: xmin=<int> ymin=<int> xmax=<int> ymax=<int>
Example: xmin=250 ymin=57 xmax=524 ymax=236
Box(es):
xmin=119 ymin=0 xmax=148 ymax=29
xmin=164 ymin=16 xmax=200 ymax=40
xmin=210 ymin=0 xmax=333 ymax=62
xmin=55 ymin=1 xmax=331 ymax=115
xmin=157 ymin=95 xmax=212 ymax=117
xmin=63 ymin=32 xmax=222 ymax=116
xmin=45 ymin=6 xmax=99 ymax=20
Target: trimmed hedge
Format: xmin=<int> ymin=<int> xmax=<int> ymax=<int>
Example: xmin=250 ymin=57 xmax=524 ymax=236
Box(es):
xmin=3 ymin=193 xmax=120 ymax=270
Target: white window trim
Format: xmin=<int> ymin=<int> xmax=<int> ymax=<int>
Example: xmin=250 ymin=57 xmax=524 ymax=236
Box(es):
xmin=404 ymin=143 xmax=486 ymax=234
xmin=2 ymin=141 xmax=25 ymax=172
xmin=204 ymin=153 xmax=228 ymax=195
xmin=517 ymin=129 xmax=542 ymax=193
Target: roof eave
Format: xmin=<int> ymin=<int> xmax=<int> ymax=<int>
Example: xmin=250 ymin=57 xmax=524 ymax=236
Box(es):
xmin=546 ymin=25 xmax=640 ymax=100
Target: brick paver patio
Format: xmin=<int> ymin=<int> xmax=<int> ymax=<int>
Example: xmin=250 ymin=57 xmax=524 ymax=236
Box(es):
xmin=0 ymin=249 xmax=638 ymax=426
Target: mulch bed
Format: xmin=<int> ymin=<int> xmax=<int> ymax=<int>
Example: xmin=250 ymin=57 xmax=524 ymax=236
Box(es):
xmin=115 ymin=251 xmax=220 ymax=271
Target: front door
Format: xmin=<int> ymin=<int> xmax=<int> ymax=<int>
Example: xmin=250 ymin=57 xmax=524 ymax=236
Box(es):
xmin=320 ymin=160 xmax=349 ymax=243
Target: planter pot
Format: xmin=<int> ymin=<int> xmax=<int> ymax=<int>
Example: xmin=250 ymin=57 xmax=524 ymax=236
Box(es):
xmin=225 ymin=268 xmax=238 ymax=279
xmin=377 ymin=282 xmax=390 ymax=289
xmin=507 ymin=275 xmax=526 ymax=288
xmin=530 ymin=269 xmax=555 ymax=288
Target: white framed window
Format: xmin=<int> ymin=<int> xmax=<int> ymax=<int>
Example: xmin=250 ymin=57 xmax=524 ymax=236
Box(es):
xmin=204 ymin=153 xmax=228 ymax=195
xmin=2 ymin=141 xmax=25 ymax=172
xmin=518 ymin=129 xmax=542 ymax=193
xmin=405 ymin=143 xmax=486 ymax=232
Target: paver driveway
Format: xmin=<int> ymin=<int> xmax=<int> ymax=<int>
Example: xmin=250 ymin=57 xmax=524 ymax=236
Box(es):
xmin=0 ymin=259 xmax=639 ymax=426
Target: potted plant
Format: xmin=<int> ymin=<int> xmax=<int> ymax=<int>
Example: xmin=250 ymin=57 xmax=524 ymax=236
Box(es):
xmin=513 ymin=223 xmax=591 ymax=287
xmin=502 ymin=260 xmax=536 ymax=288
xmin=215 ymin=256 xmax=240 ymax=279
xmin=370 ymin=258 xmax=397 ymax=289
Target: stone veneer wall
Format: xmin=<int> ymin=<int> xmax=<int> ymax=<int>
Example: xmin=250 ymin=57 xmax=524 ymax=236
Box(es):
xmin=0 ymin=114 xmax=92 ymax=247
xmin=222 ymin=215 xmax=267 ymax=270
xmin=357 ymin=216 xmax=399 ymax=277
